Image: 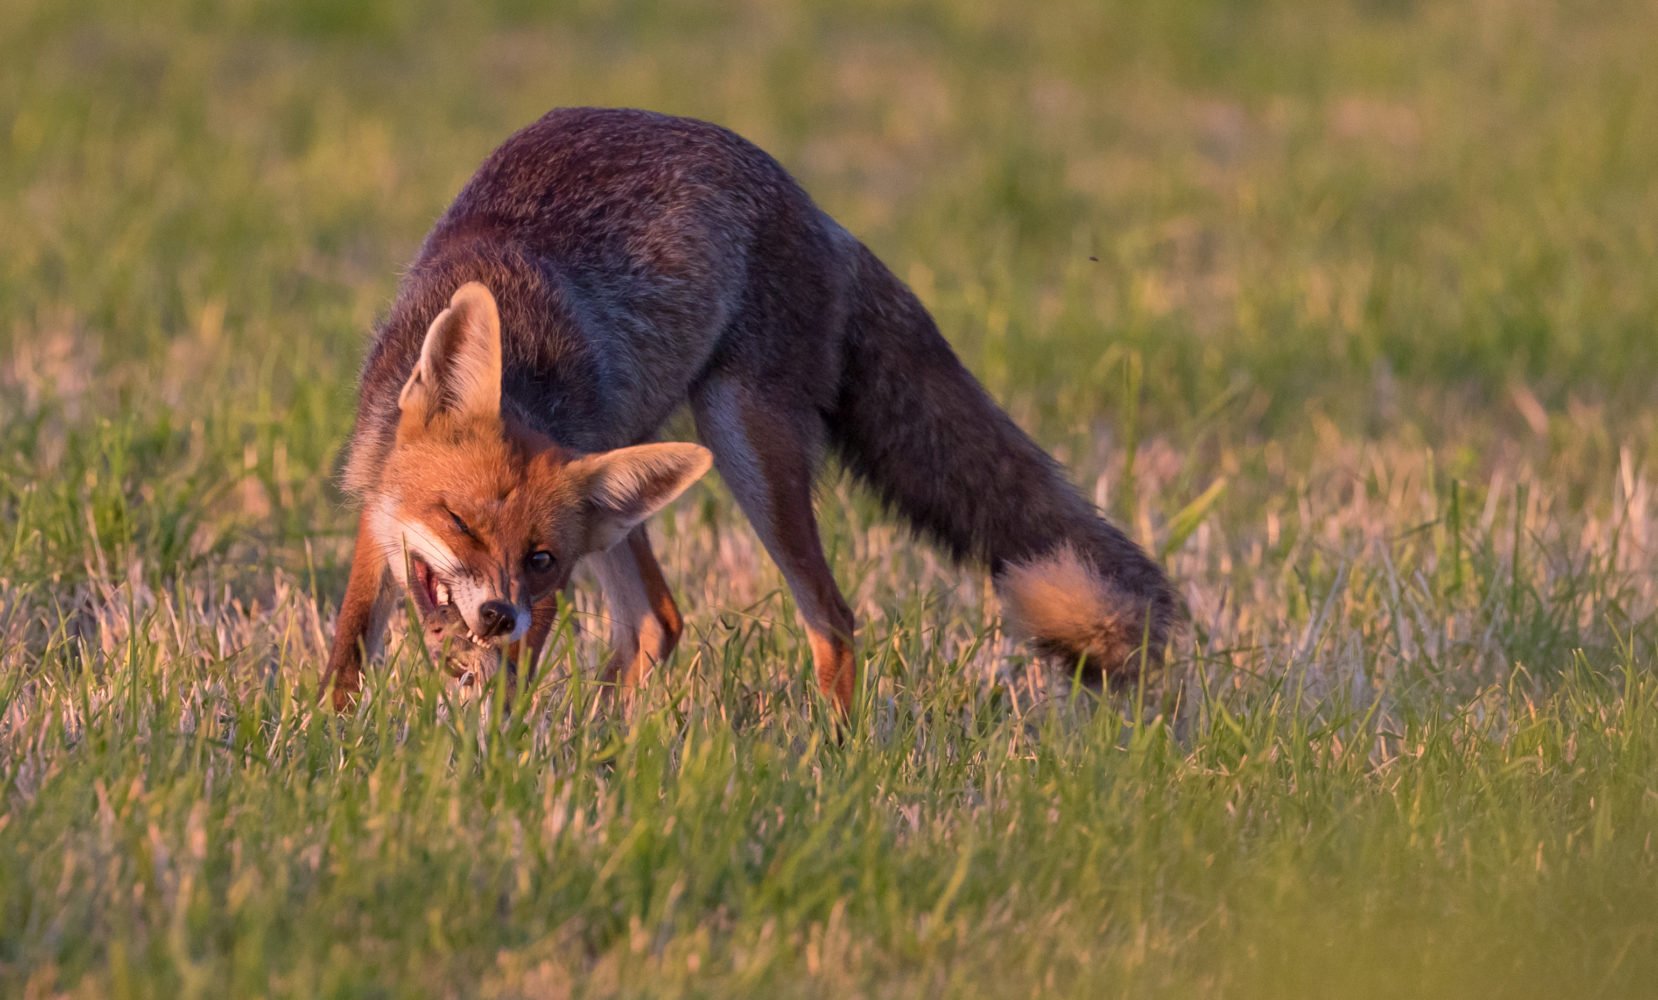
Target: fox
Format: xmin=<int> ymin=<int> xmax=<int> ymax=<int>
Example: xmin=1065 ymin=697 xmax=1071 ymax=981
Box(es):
xmin=322 ymin=106 xmax=1178 ymax=715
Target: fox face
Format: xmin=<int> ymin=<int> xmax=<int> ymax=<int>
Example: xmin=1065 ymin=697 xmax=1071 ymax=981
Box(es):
xmin=367 ymin=282 xmax=711 ymax=680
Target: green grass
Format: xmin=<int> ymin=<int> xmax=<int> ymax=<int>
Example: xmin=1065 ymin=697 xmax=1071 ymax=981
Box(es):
xmin=3 ymin=0 xmax=1657 ymax=995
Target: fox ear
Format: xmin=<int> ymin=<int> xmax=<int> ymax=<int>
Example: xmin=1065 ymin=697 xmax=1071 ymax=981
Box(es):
xmin=398 ymin=282 xmax=502 ymax=425
xmin=570 ymin=443 xmax=714 ymax=551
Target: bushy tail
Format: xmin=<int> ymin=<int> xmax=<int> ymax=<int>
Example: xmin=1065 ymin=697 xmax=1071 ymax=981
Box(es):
xmin=829 ymin=245 xmax=1178 ymax=678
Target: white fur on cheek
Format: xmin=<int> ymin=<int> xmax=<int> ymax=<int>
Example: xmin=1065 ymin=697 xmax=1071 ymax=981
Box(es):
xmin=369 ymin=500 xmax=463 ymax=586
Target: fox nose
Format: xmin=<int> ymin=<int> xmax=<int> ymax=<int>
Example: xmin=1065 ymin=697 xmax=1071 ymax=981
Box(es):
xmin=476 ymin=600 xmax=518 ymax=638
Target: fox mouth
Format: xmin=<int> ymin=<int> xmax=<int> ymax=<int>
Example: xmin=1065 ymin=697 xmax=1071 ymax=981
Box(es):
xmin=407 ymin=554 xmax=498 ymax=651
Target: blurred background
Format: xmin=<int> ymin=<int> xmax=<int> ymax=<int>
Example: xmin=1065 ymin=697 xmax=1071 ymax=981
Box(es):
xmin=6 ymin=0 xmax=1655 ymax=493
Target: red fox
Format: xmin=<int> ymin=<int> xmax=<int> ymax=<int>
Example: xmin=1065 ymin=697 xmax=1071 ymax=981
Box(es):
xmin=322 ymin=107 xmax=1176 ymax=714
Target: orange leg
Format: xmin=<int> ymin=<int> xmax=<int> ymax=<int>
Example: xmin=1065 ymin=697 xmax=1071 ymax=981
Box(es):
xmin=321 ymin=510 xmax=393 ymax=712
xmin=592 ymin=526 xmax=684 ymax=705
xmin=482 ymin=587 xmax=565 ymax=710
xmin=507 ymin=588 xmax=564 ymax=678
xmin=692 ymin=380 xmax=857 ymax=717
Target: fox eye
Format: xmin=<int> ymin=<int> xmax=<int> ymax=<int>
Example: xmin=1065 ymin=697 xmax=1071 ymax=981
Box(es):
xmin=525 ymin=550 xmax=555 ymax=574
xmin=444 ymin=507 xmax=477 ymax=540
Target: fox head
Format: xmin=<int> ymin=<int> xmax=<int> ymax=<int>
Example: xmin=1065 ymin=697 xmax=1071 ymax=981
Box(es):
xmin=367 ymin=282 xmax=712 ymax=676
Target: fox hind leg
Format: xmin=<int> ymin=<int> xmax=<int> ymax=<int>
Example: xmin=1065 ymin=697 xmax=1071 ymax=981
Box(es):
xmin=692 ymin=378 xmax=857 ymax=716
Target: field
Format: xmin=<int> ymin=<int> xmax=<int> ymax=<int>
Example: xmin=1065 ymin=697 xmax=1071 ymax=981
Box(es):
xmin=4 ymin=0 xmax=1658 ymax=995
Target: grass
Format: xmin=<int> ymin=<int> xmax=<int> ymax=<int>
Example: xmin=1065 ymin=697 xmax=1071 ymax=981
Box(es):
xmin=3 ymin=0 xmax=1657 ymax=995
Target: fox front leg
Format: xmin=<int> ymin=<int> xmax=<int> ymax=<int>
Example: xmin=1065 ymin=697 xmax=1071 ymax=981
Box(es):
xmin=321 ymin=511 xmax=394 ymax=711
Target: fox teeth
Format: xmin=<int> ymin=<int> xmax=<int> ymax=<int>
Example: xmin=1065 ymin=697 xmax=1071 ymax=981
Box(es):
xmin=434 ymin=582 xmax=451 ymax=606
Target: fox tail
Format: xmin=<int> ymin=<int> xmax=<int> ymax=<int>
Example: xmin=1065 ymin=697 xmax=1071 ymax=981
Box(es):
xmin=829 ymin=245 xmax=1178 ymax=678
